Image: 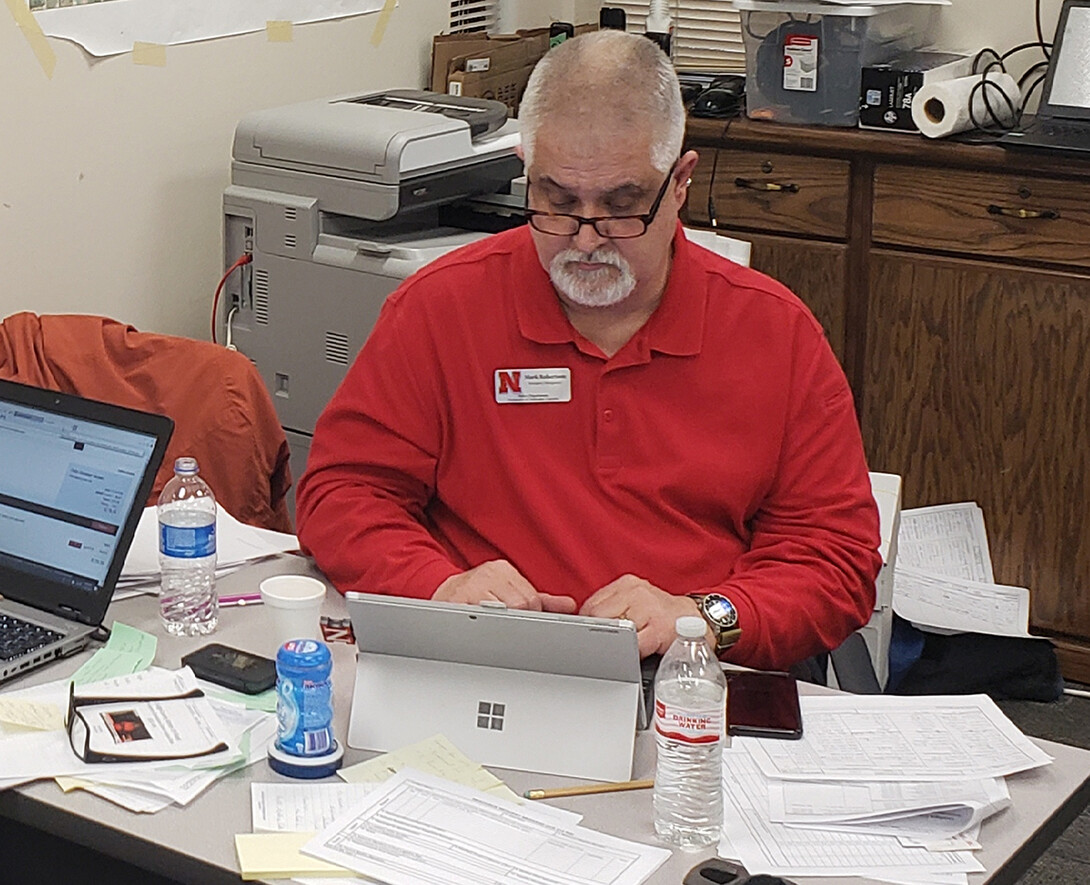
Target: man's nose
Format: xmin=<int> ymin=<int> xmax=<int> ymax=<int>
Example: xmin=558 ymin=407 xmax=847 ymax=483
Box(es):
xmin=572 ymin=218 xmax=608 ymax=253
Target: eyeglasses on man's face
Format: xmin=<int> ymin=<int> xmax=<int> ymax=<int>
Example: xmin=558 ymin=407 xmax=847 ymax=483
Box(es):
xmin=524 ymin=160 xmax=680 ymax=240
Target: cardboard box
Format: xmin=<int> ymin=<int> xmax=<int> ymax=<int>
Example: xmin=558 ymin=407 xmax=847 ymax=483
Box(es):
xmin=859 ymin=52 xmax=974 ymax=131
xmin=433 ymin=25 xmax=594 ymax=117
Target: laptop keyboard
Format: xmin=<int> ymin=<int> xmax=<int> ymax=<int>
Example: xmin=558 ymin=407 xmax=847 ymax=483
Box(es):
xmin=0 ymin=614 xmax=63 ymax=661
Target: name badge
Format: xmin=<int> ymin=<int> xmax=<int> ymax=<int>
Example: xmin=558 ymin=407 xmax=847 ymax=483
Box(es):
xmin=494 ymin=368 xmax=571 ymax=404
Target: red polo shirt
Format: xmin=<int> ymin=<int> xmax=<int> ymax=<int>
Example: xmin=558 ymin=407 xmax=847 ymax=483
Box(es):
xmin=296 ymin=223 xmax=880 ymax=669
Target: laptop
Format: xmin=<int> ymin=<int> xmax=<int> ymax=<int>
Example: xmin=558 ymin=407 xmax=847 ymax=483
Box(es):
xmin=1002 ymin=0 xmax=1090 ymax=153
xmin=345 ymin=592 xmax=644 ymax=782
xmin=0 ymin=379 xmax=173 ymax=685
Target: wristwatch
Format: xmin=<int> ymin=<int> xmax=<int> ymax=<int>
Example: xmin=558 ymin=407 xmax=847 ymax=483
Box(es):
xmin=689 ymin=592 xmax=742 ymax=653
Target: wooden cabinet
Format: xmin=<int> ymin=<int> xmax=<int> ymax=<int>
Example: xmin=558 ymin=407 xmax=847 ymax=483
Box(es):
xmin=685 ymin=119 xmax=1090 ymax=683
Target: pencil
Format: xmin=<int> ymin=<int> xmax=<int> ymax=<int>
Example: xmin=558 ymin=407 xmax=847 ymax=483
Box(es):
xmin=523 ymin=779 xmax=654 ymax=800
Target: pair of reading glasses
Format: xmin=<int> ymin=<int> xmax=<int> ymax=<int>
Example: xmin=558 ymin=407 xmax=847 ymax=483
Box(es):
xmin=524 ymin=160 xmax=679 ymax=239
xmin=64 ymin=681 xmax=225 ymax=764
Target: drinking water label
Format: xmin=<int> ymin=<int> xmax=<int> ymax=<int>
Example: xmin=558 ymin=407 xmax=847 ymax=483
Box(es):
xmin=654 ymin=699 xmax=724 ymax=744
xmin=160 ymin=523 xmax=216 ymax=558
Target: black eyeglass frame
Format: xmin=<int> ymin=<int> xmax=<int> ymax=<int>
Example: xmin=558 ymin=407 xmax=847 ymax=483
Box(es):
xmin=64 ymin=681 xmax=225 ymax=764
xmin=523 ymin=159 xmax=681 ymax=239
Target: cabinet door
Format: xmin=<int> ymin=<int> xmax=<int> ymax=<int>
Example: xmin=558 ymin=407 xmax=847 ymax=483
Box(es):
xmin=744 ymin=232 xmax=848 ymax=366
xmin=861 ymin=250 xmax=1090 ymax=640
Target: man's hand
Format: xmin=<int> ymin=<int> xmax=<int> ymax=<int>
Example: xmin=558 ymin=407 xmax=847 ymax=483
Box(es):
xmin=433 ymin=560 xmax=577 ymax=613
xmin=580 ymin=574 xmax=708 ymax=657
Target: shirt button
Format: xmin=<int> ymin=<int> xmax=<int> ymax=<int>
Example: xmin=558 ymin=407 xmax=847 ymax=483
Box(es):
xmin=603 ymin=409 xmax=614 ymax=422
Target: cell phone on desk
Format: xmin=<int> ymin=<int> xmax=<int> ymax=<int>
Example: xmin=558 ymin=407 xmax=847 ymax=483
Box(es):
xmin=727 ymin=670 xmax=803 ymax=739
xmin=181 ymin=643 xmax=277 ymax=694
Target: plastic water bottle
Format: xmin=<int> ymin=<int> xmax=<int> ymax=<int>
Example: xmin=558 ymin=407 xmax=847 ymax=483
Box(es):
xmin=158 ymin=456 xmax=218 ymax=635
xmin=653 ymin=615 xmax=728 ymax=848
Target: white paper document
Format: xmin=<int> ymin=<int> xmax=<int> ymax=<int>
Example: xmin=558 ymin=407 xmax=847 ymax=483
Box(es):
xmin=770 ymin=776 xmax=1010 ymax=839
xmin=740 ymin=694 xmax=1052 ymax=782
xmin=302 ymin=768 xmax=670 ymax=885
xmin=34 ymin=0 xmax=387 ymax=58
xmin=894 ymin=566 xmax=1032 ymax=637
xmin=897 ymin=503 xmax=994 ymax=583
xmin=0 ymin=667 xmax=273 ymax=797
xmin=119 ymin=505 xmax=298 ymax=589
xmin=720 ymin=745 xmax=984 ymax=880
xmin=252 ymin=782 xmax=377 ymax=832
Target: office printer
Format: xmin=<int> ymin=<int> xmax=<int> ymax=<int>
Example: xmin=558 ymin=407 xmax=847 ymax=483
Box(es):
xmin=223 ymin=90 xmax=524 ymax=499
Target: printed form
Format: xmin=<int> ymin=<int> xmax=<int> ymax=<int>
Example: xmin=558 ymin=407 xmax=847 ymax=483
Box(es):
xmin=896 ymin=503 xmax=995 ymax=582
xmin=740 ymin=694 xmax=1052 ymax=782
xmin=720 ymin=745 xmax=984 ymax=881
xmin=303 ymin=768 xmax=670 ymax=885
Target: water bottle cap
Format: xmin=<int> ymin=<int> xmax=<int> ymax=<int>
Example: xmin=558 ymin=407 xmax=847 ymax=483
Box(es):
xmin=676 ymin=616 xmax=706 ymax=639
xmin=174 ymin=456 xmax=200 ymax=475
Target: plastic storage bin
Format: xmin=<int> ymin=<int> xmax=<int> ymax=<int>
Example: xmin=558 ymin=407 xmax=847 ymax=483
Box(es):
xmin=733 ymin=0 xmax=937 ymax=127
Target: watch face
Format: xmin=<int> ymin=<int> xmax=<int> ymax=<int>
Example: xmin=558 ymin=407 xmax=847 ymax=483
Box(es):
xmin=704 ymin=594 xmax=738 ymax=628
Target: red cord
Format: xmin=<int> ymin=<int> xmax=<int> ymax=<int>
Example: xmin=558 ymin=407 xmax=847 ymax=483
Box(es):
xmin=212 ymin=253 xmax=253 ymax=344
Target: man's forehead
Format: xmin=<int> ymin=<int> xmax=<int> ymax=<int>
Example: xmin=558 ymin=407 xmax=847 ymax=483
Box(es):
xmin=527 ymin=130 xmax=660 ymax=194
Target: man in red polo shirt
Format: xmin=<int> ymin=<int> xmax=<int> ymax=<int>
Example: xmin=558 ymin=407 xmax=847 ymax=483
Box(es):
xmin=296 ymin=30 xmax=881 ymax=671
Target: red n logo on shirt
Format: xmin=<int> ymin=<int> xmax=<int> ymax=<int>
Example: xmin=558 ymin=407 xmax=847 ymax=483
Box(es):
xmin=496 ymin=371 xmax=521 ymax=394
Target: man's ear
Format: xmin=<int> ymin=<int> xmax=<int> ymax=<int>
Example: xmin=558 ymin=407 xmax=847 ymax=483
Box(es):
xmin=676 ymin=150 xmax=700 ymax=196
xmin=515 ymin=144 xmax=525 ymax=162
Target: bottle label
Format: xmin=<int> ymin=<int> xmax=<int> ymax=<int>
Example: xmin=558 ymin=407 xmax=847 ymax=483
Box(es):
xmin=654 ymin=699 xmax=724 ymax=745
xmin=160 ymin=523 xmax=216 ymax=558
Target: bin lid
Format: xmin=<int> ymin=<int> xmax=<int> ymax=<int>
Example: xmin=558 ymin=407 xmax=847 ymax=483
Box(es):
xmin=731 ymin=0 xmax=944 ymax=15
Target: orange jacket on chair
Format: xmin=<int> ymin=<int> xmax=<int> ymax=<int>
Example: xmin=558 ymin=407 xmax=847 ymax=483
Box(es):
xmin=0 ymin=312 xmax=293 ymax=533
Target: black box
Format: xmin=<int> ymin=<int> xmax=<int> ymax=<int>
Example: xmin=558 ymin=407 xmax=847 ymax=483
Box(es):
xmin=859 ymin=52 xmax=973 ymax=131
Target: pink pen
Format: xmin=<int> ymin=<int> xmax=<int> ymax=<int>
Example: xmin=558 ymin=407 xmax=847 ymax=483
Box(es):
xmin=219 ymin=591 xmax=263 ymax=607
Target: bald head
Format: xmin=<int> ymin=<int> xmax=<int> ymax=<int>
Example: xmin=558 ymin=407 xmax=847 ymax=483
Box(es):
xmin=518 ymin=31 xmax=685 ymax=174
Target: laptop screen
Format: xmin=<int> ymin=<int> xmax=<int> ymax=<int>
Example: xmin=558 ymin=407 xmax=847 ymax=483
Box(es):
xmin=1042 ymin=1 xmax=1090 ymax=118
xmin=0 ymin=380 xmax=172 ymax=625
xmin=0 ymin=397 xmax=159 ymax=592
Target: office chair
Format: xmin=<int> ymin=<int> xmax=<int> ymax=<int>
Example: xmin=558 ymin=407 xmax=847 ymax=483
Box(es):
xmin=0 ymin=312 xmax=293 ymax=533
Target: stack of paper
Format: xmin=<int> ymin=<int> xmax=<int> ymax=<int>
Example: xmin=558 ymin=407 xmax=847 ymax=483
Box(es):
xmin=116 ymin=505 xmax=299 ymax=597
xmin=0 ymin=666 xmax=276 ymax=810
xmin=234 ymin=735 xmax=669 ymax=885
xmin=720 ymin=693 xmax=1053 ymax=885
xmin=892 ymin=502 xmax=1032 ymax=636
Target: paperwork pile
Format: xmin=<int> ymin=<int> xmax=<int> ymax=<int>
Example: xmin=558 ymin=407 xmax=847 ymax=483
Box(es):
xmin=0 ymin=666 xmax=276 ymax=811
xmin=116 ymin=505 xmax=299 ymax=597
xmin=235 ymin=734 xmax=670 ymax=885
xmin=720 ymin=693 xmax=1052 ymax=885
xmin=892 ymin=502 xmax=1033 ymax=637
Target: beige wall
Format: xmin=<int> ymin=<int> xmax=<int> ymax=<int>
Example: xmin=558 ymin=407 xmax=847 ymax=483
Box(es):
xmin=0 ymin=7 xmax=448 ymax=339
xmin=0 ymin=0 xmax=1065 ymax=339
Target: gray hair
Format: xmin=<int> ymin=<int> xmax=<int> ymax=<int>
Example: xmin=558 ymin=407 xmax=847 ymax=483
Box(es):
xmin=518 ymin=30 xmax=685 ymax=174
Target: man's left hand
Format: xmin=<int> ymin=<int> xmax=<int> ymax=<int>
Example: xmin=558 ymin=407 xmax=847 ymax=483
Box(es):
xmin=580 ymin=574 xmax=704 ymax=658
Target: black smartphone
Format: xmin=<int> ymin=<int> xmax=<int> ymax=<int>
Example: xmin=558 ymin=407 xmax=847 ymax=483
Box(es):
xmin=181 ymin=643 xmax=277 ymax=694
xmin=727 ymin=670 xmax=803 ymax=739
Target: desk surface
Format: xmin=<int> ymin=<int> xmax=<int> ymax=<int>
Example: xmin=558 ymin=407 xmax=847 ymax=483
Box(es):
xmin=2 ymin=555 xmax=1089 ymax=885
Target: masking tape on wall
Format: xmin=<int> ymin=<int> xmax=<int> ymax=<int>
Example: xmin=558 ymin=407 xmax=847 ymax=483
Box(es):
xmin=4 ymin=0 xmax=56 ymax=79
xmin=370 ymin=0 xmax=396 ymax=47
xmin=266 ymin=20 xmax=292 ymax=42
xmin=132 ymin=41 xmax=166 ymax=66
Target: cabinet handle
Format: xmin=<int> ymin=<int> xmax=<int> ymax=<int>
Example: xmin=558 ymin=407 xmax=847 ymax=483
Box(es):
xmin=986 ymin=204 xmax=1060 ymax=220
xmin=734 ymin=177 xmax=799 ymax=194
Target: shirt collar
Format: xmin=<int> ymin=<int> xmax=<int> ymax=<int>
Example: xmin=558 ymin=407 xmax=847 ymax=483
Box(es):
xmin=514 ymin=221 xmax=707 ymax=359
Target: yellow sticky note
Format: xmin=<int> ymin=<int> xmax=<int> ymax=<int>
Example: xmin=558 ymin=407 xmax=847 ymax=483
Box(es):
xmin=266 ymin=20 xmax=292 ymax=42
xmin=132 ymin=41 xmax=167 ymax=66
xmin=234 ymin=832 xmax=351 ymax=880
xmin=4 ymin=0 xmax=56 ymax=78
xmin=55 ymin=776 xmax=93 ymax=793
xmin=370 ymin=0 xmax=396 ymax=47
xmin=0 ymin=697 xmax=64 ymax=731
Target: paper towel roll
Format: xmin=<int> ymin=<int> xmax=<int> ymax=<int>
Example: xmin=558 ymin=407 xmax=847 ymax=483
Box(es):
xmin=911 ymin=72 xmax=1020 ymax=138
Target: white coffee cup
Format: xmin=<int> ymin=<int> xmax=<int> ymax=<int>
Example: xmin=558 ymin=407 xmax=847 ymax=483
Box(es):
xmin=259 ymin=574 xmax=327 ymax=653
